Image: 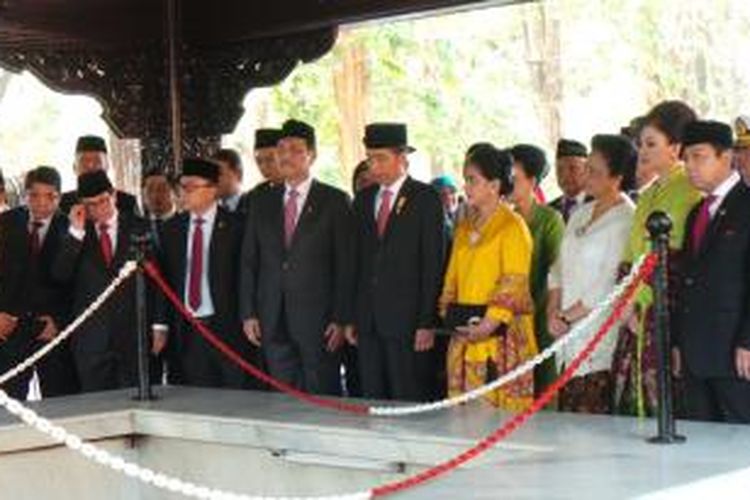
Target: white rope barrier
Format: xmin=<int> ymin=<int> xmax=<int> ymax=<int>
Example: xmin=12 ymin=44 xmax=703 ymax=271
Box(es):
xmin=368 ymin=255 xmax=646 ymax=416
xmin=0 ymin=256 xmax=649 ymax=499
xmin=0 ymin=261 xmax=138 ymax=386
xmin=0 ymin=389 xmax=371 ymax=500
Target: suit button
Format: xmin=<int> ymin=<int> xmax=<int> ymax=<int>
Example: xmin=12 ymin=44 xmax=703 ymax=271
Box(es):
xmin=282 ymin=262 xmax=289 ymax=271
xmin=684 ymin=278 xmax=694 ymax=286
xmin=372 ymin=277 xmax=378 ymax=286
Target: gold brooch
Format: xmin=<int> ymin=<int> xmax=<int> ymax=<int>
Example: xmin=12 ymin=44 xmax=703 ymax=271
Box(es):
xmin=396 ymin=197 xmax=407 ymax=215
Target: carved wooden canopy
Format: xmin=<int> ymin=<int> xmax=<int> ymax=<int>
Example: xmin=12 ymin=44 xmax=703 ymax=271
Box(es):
xmin=0 ymin=0 xmax=503 ymax=167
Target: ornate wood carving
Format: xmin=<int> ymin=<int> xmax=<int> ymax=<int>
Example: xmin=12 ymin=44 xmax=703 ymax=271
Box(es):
xmin=0 ymin=27 xmax=337 ymax=171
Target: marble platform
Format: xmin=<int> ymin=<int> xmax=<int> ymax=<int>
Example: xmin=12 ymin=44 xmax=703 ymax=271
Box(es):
xmin=0 ymin=387 xmax=748 ymax=499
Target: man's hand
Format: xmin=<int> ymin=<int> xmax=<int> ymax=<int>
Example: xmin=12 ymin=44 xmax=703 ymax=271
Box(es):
xmin=69 ymin=204 xmax=87 ymax=231
xmin=243 ymin=318 xmax=262 ymax=347
xmin=671 ymin=347 xmax=682 ymax=378
xmin=344 ymin=325 xmax=357 ymax=346
xmin=0 ymin=312 xmax=18 ymax=341
xmin=414 ymin=328 xmax=435 ymax=352
xmin=152 ymin=328 xmax=168 ymax=355
xmin=36 ymin=315 xmax=59 ymax=342
xmin=324 ymin=323 xmax=346 ymax=353
xmin=735 ymin=347 xmax=750 ymax=381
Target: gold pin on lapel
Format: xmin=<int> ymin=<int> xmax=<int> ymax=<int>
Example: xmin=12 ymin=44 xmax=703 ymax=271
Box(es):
xmin=396 ymin=197 xmax=407 ymax=215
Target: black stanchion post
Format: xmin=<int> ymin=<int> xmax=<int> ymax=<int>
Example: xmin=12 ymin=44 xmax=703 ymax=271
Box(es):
xmin=132 ymin=232 xmax=154 ymax=401
xmin=646 ymin=211 xmax=685 ymax=444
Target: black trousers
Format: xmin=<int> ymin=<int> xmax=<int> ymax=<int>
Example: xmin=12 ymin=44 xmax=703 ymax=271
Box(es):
xmin=262 ymin=305 xmax=341 ymax=396
xmin=177 ymin=316 xmax=257 ymax=390
xmin=0 ymin=319 xmax=79 ymax=399
xmin=684 ymin=369 xmax=750 ymax=423
xmin=341 ymin=344 xmax=362 ymax=398
xmin=358 ymin=325 xmax=436 ymax=402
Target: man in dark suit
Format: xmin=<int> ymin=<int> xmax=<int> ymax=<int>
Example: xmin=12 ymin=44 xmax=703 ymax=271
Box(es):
xmin=350 ymin=123 xmax=445 ymax=401
xmin=549 ymin=139 xmax=591 ymax=222
xmin=141 ymin=170 xmax=177 ymax=251
xmin=214 ymin=149 xmax=252 ymax=215
xmin=152 ymin=159 xmax=255 ymax=388
xmin=674 ymin=120 xmax=750 ymax=423
xmin=0 ymin=167 xmax=79 ymax=399
xmin=252 ymin=128 xmax=284 ymax=190
xmin=240 ymin=119 xmax=355 ymax=396
xmin=59 ymin=135 xmax=139 ymax=216
xmin=52 ymin=170 xmax=151 ymax=392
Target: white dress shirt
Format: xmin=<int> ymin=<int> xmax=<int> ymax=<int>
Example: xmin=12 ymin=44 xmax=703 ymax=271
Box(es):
xmin=549 ymin=197 xmax=635 ymax=375
xmin=707 ymin=171 xmax=741 ymax=218
xmin=285 ymin=176 xmax=314 ymax=226
xmin=69 ymin=210 xmax=118 ymax=254
xmin=185 ymin=204 xmax=217 ymax=318
xmin=375 ymin=174 xmax=408 ymax=219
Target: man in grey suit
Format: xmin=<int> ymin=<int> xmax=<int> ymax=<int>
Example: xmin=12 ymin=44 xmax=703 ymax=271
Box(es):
xmin=240 ymin=119 xmax=355 ymax=395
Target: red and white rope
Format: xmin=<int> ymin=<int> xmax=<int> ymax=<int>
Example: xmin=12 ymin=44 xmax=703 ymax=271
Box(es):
xmin=0 ymin=253 xmax=658 ymax=499
xmin=145 ymin=255 xmax=649 ymax=417
xmin=0 ymin=261 xmax=138 ymax=386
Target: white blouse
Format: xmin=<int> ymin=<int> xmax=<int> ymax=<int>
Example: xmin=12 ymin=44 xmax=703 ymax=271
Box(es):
xmin=548 ymin=197 xmax=635 ymax=375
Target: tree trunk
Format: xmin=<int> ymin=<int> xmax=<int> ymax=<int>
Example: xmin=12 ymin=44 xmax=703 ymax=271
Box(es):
xmin=332 ymin=31 xmax=368 ymax=190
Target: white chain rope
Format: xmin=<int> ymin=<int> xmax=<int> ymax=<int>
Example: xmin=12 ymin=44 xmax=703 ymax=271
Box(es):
xmin=0 ymin=261 xmax=138 ymax=386
xmin=368 ymin=255 xmax=647 ymax=416
xmin=0 ymin=257 xmax=648 ymax=500
xmin=0 ymin=390 xmax=371 ymax=500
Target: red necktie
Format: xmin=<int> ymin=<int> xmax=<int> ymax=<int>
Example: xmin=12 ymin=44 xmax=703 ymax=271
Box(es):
xmin=98 ymin=223 xmax=113 ymax=267
xmin=376 ymin=189 xmax=393 ymax=238
xmin=691 ymin=195 xmax=717 ymax=254
xmin=188 ymin=217 xmax=205 ymax=311
xmin=29 ymin=221 xmax=43 ymax=256
xmin=284 ymin=189 xmax=299 ymax=249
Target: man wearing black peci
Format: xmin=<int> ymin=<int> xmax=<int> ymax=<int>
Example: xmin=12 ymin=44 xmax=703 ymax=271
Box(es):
xmin=240 ymin=119 xmax=355 ymax=395
xmin=350 ymin=123 xmax=445 ymax=401
xmin=52 ymin=170 xmax=152 ymax=392
xmin=675 ymin=120 xmax=750 ymax=423
xmin=59 ymin=135 xmax=139 ymax=217
xmin=153 ymin=159 xmax=255 ymax=389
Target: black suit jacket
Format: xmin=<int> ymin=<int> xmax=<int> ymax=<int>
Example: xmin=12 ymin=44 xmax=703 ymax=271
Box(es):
xmin=51 ymin=212 xmax=148 ymax=376
xmin=239 ymin=180 xmax=355 ymax=341
xmin=155 ymin=207 xmax=245 ymax=348
xmin=353 ymin=177 xmax=445 ymax=339
xmin=675 ymin=181 xmax=750 ymax=378
xmin=60 ymin=190 xmax=139 ymax=216
xmin=0 ymin=208 xmax=71 ymax=330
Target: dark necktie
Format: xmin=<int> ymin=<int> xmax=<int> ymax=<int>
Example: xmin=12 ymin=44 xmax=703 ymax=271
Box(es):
xmin=284 ymin=189 xmax=299 ymax=249
xmin=691 ymin=195 xmax=717 ymax=254
xmin=99 ymin=223 xmax=113 ymax=267
xmin=188 ymin=217 xmax=205 ymax=311
xmin=562 ymin=197 xmax=577 ymax=222
xmin=29 ymin=221 xmax=43 ymax=256
xmin=376 ymin=189 xmax=393 ymax=238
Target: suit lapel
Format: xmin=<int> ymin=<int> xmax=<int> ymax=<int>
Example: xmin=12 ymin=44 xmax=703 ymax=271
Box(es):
xmin=176 ymin=214 xmax=189 ymax=298
xmin=382 ymin=177 xmax=414 ymax=241
xmin=209 ymin=208 xmax=229 ymax=299
xmin=112 ymin=214 xmax=131 ymax=269
xmin=289 ymin=180 xmax=319 ymax=251
xmin=39 ymin=213 xmax=65 ymax=262
xmin=699 ymin=184 xmax=741 ymax=258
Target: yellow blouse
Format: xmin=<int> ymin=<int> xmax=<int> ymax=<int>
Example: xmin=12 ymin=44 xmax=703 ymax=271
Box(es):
xmin=441 ymin=203 xmax=537 ymax=410
xmin=440 ymin=203 xmax=534 ymax=326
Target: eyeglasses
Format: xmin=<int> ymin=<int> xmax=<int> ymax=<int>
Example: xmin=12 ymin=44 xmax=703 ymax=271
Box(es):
xmin=179 ymin=182 xmax=212 ymax=193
